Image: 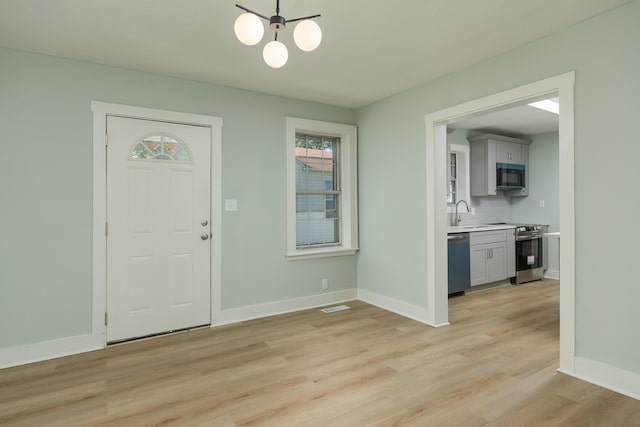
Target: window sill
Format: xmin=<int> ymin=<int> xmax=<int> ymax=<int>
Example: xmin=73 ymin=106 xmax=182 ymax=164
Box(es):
xmin=287 ymin=247 xmax=358 ymax=261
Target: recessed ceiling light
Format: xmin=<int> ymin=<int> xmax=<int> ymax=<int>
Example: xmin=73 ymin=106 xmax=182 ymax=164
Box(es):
xmin=528 ymin=99 xmax=559 ymax=114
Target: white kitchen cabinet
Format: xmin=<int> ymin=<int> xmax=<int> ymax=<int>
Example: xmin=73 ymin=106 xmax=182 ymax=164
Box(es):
xmin=468 ymin=134 xmax=530 ymax=197
xmin=469 ymin=230 xmax=514 ymax=286
xmin=496 ymin=140 xmax=523 ymax=164
xmin=511 ymin=146 xmax=529 ymax=197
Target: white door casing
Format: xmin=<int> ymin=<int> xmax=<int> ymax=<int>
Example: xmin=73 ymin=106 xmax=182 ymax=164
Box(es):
xmin=106 ymin=116 xmax=211 ymax=342
xmin=425 ymin=72 xmax=575 ymax=373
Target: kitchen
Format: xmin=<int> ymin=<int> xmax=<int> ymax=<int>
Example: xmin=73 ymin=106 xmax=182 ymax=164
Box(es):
xmin=446 ymin=99 xmax=560 ymax=296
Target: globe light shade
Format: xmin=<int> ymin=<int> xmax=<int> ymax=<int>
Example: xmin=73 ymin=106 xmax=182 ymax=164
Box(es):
xmin=263 ymin=40 xmax=288 ymax=68
xmin=234 ymin=12 xmax=264 ymax=46
xmin=293 ymin=19 xmax=322 ymax=52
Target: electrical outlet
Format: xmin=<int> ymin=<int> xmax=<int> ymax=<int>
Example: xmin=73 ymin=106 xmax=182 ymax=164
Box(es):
xmin=321 ymin=279 xmax=329 ymax=290
xmin=539 ymin=200 xmax=545 ymax=208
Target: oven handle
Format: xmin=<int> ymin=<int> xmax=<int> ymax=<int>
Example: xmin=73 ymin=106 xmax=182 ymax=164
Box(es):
xmin=516 ymin=233 xmax=545 ymax=241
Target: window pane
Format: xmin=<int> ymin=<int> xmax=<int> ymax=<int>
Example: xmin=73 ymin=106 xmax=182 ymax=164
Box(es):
xmin=297 ymin=194 xmax=325 ymax=213
xmin=447 ymin=152 xmax=457 ymax=204
xmin=296 ymin=216 xmax=339 ymax=246
xmin=130 ymin=135 xmax=192 ymax=163
xmin=295 ymin=133 xmax=340 ymax=247
xmin=131 ymin=142 xmax=153 ymax=159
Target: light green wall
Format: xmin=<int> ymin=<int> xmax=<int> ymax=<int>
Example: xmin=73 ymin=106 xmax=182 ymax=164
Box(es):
xmin=0 ymin=48 xmax=356 ymax=348
xmin=356 ymin=1 xmax=640 ymax=374
xmin=512 ymin=132 xmax=560 ymax=271
xmin=2 ymin=2 xmax=639 ymax=378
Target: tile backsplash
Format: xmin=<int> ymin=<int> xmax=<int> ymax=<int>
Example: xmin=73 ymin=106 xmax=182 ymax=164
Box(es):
xmin=450 ymin=194 xmax=512 ymax=225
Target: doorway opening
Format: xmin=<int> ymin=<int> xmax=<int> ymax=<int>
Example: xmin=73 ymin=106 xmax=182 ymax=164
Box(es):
xmin=424 ymin=72 xmax=575 ymax=374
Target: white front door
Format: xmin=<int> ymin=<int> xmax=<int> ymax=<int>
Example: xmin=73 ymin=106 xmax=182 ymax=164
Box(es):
xmin=106 ymin=116 xmax=211 ymax=342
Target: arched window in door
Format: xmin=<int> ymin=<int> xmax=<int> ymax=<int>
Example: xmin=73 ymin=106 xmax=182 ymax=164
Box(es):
xmin=130 ymin=134 xmax=192 ymax=162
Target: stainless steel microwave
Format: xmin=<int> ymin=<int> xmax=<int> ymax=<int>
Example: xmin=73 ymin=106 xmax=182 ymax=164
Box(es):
xmin=496 ymin=162 xmax=525 ymax=189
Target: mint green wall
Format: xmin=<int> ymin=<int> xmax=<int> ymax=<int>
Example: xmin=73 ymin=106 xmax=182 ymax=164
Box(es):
xmin=356 ymin=1 xmax=640 ymax=374
xmin=0 ymin=48 xmax=356 ymax=348
xmin=512 ymin=132 xmax=560 ymax=272
xmin=2 ymin=2 xmax=639 ymax=378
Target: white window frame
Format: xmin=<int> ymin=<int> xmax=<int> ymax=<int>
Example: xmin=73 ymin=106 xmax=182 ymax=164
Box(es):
xmin=286 ymin=117 xmax=358 ymax=260
xmin=446 ymin=143 xmax=471 ymax=213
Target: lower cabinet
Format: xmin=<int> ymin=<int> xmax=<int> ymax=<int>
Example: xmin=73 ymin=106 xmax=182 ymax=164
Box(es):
xmin=469 ymin=230 xmax=513 ymax=286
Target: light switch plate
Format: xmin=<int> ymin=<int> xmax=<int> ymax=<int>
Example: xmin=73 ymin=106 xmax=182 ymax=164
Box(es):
xmin=225 ymin=199 xmax=238 ymax=211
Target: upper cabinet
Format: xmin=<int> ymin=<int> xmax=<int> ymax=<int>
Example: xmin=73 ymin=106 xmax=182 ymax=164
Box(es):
xmin=496 ymin=140 xmax=522 ymax=164
xmin=468 ymin=134 xmax=531 ymax=197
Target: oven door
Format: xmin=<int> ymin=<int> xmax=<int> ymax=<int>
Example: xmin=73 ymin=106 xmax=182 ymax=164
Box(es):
xmin=516 ymin=236 xmax=543 ymax=271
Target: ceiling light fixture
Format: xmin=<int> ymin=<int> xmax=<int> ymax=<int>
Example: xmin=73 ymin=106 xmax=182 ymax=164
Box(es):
xmin=234 ymin=0 xmax=322 ymax=69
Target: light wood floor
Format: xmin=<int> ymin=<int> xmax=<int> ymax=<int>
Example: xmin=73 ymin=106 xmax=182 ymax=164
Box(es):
xmin=1 ymin=279 xmax=639 ymax=426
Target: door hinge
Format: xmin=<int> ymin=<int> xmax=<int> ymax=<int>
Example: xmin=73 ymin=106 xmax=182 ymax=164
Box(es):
xmin=105 ymin=132 xmax=109 ymax=146
xmin=104 ymin=312 xmax=108 ymax=326
xmin=105 ymin=222 xmax=109 ymax=236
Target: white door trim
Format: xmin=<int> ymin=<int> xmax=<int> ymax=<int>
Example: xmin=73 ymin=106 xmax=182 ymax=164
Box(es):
xmin=91 ymin=101 xmax=223 ymax=346
xmin=424 ymin=71 xmax=576 ymax=374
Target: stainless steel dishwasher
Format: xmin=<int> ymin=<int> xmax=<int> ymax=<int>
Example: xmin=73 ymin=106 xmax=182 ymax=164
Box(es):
xmin=448 ymin=233 xmax=470 ymax=294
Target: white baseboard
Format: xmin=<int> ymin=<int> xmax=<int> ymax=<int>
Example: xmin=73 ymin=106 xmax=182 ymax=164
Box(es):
xmin=357 ymin=288 xmax=432 ymax=326
xmin=559 ymin=357 xmax=640 ymax=401
xmin=213 ymin=289 xmax=358 ymax=327
xmin=0 ymin=333 xmax=104 ymax=369
xmin=544 ymin=269 xmax=560 ymax=280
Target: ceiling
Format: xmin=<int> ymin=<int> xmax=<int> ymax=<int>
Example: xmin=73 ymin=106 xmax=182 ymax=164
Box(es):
xmin=0 ymin=0 xmax=631 ymax=109
xmin=449 ymin=102 xmax=559 ymax=136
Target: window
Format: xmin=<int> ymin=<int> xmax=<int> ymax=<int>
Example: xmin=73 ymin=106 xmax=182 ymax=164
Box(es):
xmin=130 ymin=134 xmax=192 ymax=162
xmin=287 ymin=117 xmax=358 ymax=259
xmin=447 ymin=152 xmax=458 ymax=204
xmin=447 ymin=143 xmax=470 ymax=212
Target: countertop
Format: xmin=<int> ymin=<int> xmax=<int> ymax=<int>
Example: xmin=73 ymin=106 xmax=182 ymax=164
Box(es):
xmin=447 ymin=224 xmax=516 ymax=234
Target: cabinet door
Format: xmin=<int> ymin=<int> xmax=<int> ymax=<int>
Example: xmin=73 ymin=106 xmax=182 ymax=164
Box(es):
xmin=496 ymin=141 xmax=522 ymax=164
xmin=511 ymin=144 xmax=529 ymax=197
xmin=470 ymin=246 xmax=488 ymax=286
xmin=487 ymin=243 xmax=507 ymax=282
xmin=470 ymin=139 xmax=497 ymax=196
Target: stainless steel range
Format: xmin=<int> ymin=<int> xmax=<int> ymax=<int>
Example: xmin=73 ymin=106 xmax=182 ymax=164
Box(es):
xmin=514 ymin=224 xmax=548 ymax=284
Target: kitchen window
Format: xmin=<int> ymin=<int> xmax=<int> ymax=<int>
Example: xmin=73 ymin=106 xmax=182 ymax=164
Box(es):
xmin=286 ymin=117 xmax=358 ymax=259
xmin=447 ymin=143 xmax=471 ymax=212
xmin=448 ymin=152 xmax=458 ymax=204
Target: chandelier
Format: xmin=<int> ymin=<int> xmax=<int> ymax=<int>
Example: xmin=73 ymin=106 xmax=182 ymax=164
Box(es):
xmin=233 ymin=1 xmax=322 ymax=68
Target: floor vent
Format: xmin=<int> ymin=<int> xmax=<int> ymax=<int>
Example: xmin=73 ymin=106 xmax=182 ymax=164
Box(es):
xmin=321 ymin=305 xmax=350 ymax=314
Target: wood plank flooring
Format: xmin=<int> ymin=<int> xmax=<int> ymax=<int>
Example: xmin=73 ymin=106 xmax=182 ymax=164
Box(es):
xmin=1 ymin=279 xmax=639 ymax=426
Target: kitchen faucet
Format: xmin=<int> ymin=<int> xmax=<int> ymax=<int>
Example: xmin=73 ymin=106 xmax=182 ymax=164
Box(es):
xmin=454 ymin=200 xmax=470 ymax=226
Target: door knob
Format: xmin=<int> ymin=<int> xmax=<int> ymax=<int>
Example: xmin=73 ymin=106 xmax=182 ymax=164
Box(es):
xmin=201 ymin=220 xmax=208 ymax=226
xmin=201 ymin=233 xmax=209 ymax=241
